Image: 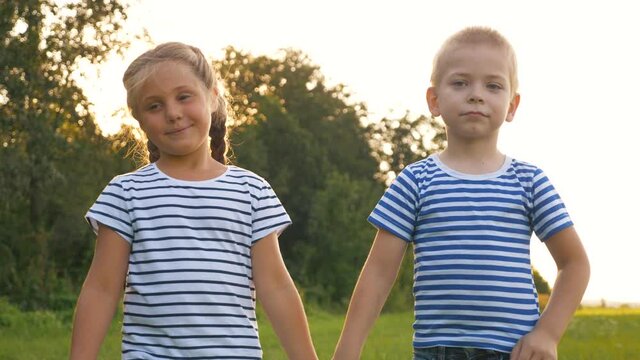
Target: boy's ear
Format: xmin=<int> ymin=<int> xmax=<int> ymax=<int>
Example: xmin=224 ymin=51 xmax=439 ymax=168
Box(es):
xmin=506 ymin=93 xmax=521 ymax=123
xmin=426 ymin=87 xmax=440 ymax=117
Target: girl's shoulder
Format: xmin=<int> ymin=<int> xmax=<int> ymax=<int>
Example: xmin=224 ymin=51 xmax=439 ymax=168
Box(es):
xmin=225 ymin=165 xmax=273 ymax=191
xmin=108 ymin=163 xmax=159 ymax=187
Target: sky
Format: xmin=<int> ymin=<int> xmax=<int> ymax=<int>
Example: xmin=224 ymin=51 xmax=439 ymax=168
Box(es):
xmin=81 ymin=0 xmax=640 ymax=304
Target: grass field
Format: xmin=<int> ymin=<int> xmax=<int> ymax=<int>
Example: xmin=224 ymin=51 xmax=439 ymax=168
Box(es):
xmin=1 ymin=298 xmax=638 ymax=359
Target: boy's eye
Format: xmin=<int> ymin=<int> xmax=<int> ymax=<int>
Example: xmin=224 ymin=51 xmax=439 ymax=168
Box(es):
xmin=451 ymin=80 xmax=467 ymax=87
xmin=487 ymin=83 xmax=503 ymax=90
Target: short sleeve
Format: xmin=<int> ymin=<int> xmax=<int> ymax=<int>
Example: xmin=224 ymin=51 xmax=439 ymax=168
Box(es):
xmin=531 ymin=168 xmax=573 ymax=241
xmin=250 ymin=179 xmax=291 ymax=243
xmin=367 ymin=166 xmax=420 ymax=242
xmin=85 ymin=177 xmax=134 ymax=244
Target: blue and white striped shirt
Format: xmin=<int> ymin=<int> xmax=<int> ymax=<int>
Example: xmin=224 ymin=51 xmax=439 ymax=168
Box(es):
xmin=86 ymin=163 xmax=291 ymax=359
xmin=368 ymin=154 xmax=573 ymax=353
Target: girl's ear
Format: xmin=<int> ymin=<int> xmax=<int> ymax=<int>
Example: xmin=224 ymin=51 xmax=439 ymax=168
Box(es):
xmin=426 ymin=87 xmax=440 ymax=117
xmin=209 ymin=87 xmax=220 ymax=111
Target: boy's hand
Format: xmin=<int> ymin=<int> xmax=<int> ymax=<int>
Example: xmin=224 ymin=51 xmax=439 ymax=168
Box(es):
xmin=510 ymin=329 xmax=558 ymax=360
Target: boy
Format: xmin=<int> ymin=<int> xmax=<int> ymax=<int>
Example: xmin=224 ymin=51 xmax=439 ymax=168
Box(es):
xmin=333 ymin=27 xmax=590 ymax=360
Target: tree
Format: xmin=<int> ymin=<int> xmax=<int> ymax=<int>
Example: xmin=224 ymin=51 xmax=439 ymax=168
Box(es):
xmin=215 ymin=48 xmax=380 ymax=264
xmin=367 ymin=112 xmax=446 ymax=183
xmin=214 ymin=48 xmax=451 ymax=306
xmin=533 ymin=267 xmax=551 ymax=294
xmin=0 ymin=0 xmax=133 ymax=308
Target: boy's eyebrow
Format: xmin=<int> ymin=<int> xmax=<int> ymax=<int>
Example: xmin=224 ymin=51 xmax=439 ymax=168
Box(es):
xmin=447 ymin=72 xmax=507 ymax=82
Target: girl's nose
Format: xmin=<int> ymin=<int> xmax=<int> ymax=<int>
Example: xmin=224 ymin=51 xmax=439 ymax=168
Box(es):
xmin=165 ymin=102 xmax=183 ymax=122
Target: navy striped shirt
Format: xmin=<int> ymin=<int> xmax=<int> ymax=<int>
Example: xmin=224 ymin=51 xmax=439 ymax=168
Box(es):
xmin=368 ymin=155 xmax=573 ymax=353
xmin=86 ymin=163 xmax=291 ymax=359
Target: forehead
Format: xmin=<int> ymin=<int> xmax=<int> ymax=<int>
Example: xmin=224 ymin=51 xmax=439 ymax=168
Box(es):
xmin=439 ymin=43 xmax=512 ymax=79
xmin=140 ymin=61 xmax=203 ymax=95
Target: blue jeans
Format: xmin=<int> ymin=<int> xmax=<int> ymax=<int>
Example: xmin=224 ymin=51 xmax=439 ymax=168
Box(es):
xmin=413 ymin=346 xmax=510 ymax=360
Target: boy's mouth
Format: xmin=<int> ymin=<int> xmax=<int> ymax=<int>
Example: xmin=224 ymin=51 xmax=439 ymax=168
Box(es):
xmin=461 ymin=111 xmax=488 ymax=117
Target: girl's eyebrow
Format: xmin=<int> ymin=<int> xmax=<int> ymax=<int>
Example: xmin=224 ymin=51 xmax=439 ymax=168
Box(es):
xmin=141 ymin=85 xmax=197 ymax=102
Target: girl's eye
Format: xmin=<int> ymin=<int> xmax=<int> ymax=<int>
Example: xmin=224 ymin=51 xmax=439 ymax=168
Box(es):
xmin=146 ymin=102 xmax=161 ymax=111
xmin=178 ymin=93 xmax=192 ymax=101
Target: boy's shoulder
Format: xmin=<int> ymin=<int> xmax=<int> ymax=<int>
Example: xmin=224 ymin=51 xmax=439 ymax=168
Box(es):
xmin=403 ymin=155 xmax=438 ymax=175
xmin=509 ymin=157 xmax=546 ymax=178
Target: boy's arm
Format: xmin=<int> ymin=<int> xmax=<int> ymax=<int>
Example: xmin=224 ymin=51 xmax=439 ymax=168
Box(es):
xmin=70 ymin=225 xmax=130 ymax=359
xmin=511 ymin=226 xmax=590 ymax=360
xmin=333 ymin=229 xmax=408 ymax=360
xmin=251 ymin=232 xmax=318 ymax=360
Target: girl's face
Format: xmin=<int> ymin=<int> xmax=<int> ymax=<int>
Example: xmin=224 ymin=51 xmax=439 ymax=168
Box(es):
xmin=137 ymin=61 xmax=216 ymax=161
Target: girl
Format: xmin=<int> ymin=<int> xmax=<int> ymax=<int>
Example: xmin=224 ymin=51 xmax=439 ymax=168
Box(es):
xmin=70 ymin=42 xmax=318 ymax=359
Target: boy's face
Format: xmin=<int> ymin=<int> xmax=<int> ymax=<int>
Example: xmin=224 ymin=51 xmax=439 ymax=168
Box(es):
xmin=427 ymin=43 xmax=520 ymax=143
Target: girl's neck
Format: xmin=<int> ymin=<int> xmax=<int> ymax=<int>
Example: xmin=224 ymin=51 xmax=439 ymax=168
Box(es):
xmin=156 ymin=151 xmax=226 ymax=182
xmin=439 ymin=142 xmax=505 ymax=175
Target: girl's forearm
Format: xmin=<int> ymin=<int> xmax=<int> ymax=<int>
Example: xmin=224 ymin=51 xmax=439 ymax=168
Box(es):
xmin=70 ymin=285 xmax=121 ymax=359
xmin=259 ymin=279 xmax=318 ymax=360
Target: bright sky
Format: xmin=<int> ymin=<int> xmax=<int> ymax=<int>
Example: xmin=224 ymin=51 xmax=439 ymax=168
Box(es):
xmin=83 ymin=0 xmax=640 ymax=304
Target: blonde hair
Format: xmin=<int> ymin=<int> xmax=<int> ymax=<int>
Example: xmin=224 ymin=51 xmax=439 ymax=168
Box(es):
xmin=431 ymin=26 xmax=519 ymax=98
xmin=122 ymin=42 xmax=230 ymax=164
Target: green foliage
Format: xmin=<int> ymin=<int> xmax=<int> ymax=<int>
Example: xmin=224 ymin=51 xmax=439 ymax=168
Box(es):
xmin=0 ymin=2 xmax=450 ymax=312
xmin=0 ymin=0 xmax=134 ymax=309
xmin=367 ymin=113 xmax=446 ymax=182
xmin=3 ymin=303 xmax=639 ymax=359
xmin=214 ymin=47 xmax=448 ymax=307
xmin=215 ymin=48 xmax=383 ymax=304
xmin=302 ymin=172 xmax=381 ymax=306
xmin=533 ymin=267 xmax=551 ymax=294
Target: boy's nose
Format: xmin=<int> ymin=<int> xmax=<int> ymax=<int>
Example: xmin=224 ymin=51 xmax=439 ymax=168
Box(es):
xmin=467 ymin=95 xmax=484 ymax=104
xmin=467 ymin=84 xmax=484 ymax=104
xmin=467 ymin=91 xmax=484 ymax=104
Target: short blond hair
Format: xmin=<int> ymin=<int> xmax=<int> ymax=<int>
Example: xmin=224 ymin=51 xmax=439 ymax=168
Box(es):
xmin=430 ymin=26 xmax=518 ymax=97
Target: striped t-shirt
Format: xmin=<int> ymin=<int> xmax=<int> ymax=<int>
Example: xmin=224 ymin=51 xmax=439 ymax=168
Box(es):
xmin=368 ymin=154 xmax=573 ymax=353
xmin=86 ymin=163 xmax=291 ymax=359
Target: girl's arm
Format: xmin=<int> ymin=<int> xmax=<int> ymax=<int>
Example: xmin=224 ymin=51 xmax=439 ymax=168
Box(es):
xmin=511 ymin=226 xmax=590 ymax=360
xmin=333 ymin=229 xmax=408 ymax=360
xmin=70 ymin=225 xmax=130 ymax=359
xmin=251 ymin=232 xmax=318 ymax=360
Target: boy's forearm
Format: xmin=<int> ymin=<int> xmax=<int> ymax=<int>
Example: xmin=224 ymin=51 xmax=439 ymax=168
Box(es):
xmin=259 ymin=279 xmax=318 ymax=360
xmin=333 ymin=266 xmax=395 ymax=359
xmin=70 ymin=285 xmax=121 ymax=359
xmin=334 ymin=231 xmax=407 ymax=360
xmin=534 ymin=258 xmax=590 ymax=342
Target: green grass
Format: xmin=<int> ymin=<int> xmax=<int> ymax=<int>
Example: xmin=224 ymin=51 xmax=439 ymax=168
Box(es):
xmin=1 ymin=298 xmax=638 ymax=359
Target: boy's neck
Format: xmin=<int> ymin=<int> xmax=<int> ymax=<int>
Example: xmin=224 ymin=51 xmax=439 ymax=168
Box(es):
xmin=439 ymin=143 xmax=505 ymax=175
